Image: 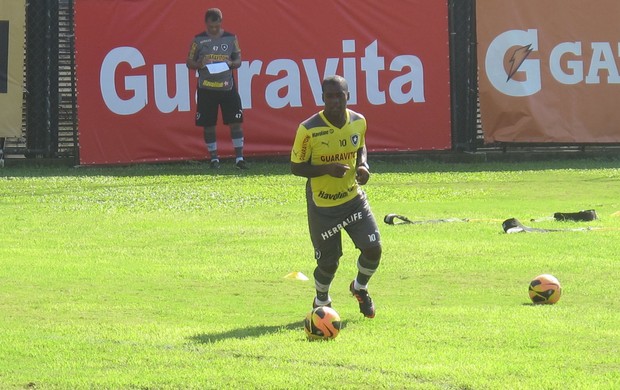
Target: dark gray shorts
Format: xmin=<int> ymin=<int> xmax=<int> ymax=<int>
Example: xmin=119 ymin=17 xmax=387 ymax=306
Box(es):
xmin=195 ymin=88 xmax=243 ymax=127
xmin=306 ymin=185 xmax=381 ymax=264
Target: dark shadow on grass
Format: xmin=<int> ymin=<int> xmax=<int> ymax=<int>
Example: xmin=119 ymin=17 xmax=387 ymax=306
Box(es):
xmin=190 ymin=319 xmax=351 ymax=343
xmin=521 ymin=302 xmax=558 ymax=306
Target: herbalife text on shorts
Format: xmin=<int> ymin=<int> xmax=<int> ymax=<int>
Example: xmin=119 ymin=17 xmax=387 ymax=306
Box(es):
xmin=320 ymin=212 xmax=363 ymax=241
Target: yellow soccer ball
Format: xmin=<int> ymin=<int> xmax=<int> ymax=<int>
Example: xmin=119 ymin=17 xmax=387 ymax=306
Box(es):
xmin=528 ymin=274 xmax=562 ymax=304
xmin=304 ymin=306 xmax=342 ymax=340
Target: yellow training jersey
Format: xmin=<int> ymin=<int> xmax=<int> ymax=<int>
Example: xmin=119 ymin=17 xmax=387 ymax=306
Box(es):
xmin=291 ymin=109 xmax=367 ymax=207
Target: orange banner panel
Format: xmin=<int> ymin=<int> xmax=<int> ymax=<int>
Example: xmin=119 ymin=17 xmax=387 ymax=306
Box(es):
xmin=477 ymin=0 xmax=620 ymax=143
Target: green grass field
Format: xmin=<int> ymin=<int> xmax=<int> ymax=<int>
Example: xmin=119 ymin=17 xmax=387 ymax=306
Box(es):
xmin=1 ymin=159 xmax=619 ymax=389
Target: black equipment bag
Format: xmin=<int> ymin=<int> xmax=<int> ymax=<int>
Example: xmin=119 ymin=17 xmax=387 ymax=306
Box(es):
xmin=553 ymin=209 xmax=597 ymax=222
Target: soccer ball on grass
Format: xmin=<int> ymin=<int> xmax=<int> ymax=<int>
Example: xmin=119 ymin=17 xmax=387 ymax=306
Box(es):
xmin=528 ymin=274 xmax=562 ymax=304
xmin=304 ymin=306 xmax=341 ymax=340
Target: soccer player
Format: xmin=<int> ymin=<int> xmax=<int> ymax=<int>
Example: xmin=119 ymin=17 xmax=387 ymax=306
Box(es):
xmin=186 ymin=8 xmax=247 ymax=169
xmin=290 ymin=75 xmax=382 ymax=318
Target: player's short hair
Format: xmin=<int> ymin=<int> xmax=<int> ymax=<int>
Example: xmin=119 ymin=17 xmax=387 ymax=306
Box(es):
xmin=322 ymin=75 xmax=348 ymax=92
xmin=205 ymin=8 xmax=223 ymax=23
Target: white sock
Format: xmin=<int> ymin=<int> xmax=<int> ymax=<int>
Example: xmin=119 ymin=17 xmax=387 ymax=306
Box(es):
xmin=314 ymin=296 xmax=331 ymax=306
xmin=354 ymin=280 xmax=368 ymax=291
xmin=232 ymin=137 xmax=244 ymax=148
xmin=236 ymin=157 xmax=244 ymax=163
xmin=207 ymin=142 xmax=218 ymax=153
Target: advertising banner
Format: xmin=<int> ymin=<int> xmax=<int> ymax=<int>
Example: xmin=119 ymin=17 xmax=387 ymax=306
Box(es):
xmin=75 ymin=0 xmax=451 ymax=165
xmin=477 ymin=0 xmax=620 ymax=143
xmin=0 ymin=0 xmax=25 ymax=137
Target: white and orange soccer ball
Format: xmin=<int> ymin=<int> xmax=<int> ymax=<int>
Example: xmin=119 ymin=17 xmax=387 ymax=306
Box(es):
xmin=304 ymin=306 xmax=342 ymax=340
xmin=528 ymin=274 xmax=562 ymax=304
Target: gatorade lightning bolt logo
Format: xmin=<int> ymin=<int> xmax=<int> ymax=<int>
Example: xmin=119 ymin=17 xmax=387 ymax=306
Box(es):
xmin=506 ymin=44 xmax=533 ymax=82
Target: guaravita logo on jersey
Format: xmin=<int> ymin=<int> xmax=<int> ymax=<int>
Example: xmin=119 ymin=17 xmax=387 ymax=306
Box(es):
xmin=350 ymin=133 xmax=360 ymax=147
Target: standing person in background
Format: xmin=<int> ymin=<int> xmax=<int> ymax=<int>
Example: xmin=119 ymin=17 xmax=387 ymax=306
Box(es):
xmin=290 ymin=75 xmax=382 ymax=318
xmin=186 ymin=8 xmax=247 ymax=170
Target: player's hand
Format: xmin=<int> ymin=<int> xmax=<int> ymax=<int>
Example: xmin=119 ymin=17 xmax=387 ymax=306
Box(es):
xmin=200 ymin=56 xmax=213 ymax=67
xmin=327 ymin=163 xmax=350 ymax=178
xmin=356 ymin=166 xmax=370 ymax=185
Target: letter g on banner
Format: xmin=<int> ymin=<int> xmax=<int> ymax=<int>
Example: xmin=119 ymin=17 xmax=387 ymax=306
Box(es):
xmin=100 ymin=47 xmax=147 ymax=115
xmin=485 ymin=29 xmax=541 ymax=97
